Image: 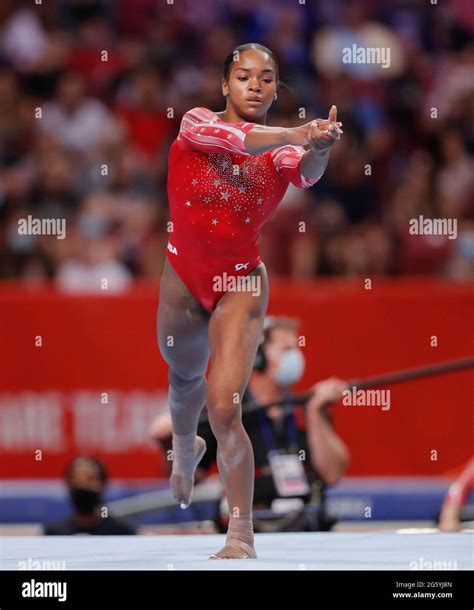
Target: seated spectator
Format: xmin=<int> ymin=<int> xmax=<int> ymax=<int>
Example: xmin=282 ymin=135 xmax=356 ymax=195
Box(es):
xmin=44 ymin=456 xmax=136 ymax=535
xmin=40 ymin=71 xmax=115 ymax=156
xmin=56 ymin=192 xmax=133 ymax=293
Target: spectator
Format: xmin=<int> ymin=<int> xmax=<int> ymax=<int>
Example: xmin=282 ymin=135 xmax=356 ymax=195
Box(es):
xmin=44 ymin=456 xmax=136 ymax=535
xmin=55 ymin=193 xmax=133 ymax=293
xmin=40 ymin=71 xmax=115 ymax=156
xmin=115 ymin=65 xmax=176 ymax=161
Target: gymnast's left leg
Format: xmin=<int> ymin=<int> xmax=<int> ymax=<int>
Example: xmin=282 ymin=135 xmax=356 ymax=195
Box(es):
xmin=206 ymin=264 xmax=269 ymax=559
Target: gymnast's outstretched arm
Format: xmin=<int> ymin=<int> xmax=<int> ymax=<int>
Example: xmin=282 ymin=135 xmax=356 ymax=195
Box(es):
xmin=178 ymin=106 xmax=342 ymax=160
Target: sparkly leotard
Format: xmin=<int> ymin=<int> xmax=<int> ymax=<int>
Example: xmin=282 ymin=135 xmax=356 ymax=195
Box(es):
xmin=166 ymin=107 xmax=318 ymax=311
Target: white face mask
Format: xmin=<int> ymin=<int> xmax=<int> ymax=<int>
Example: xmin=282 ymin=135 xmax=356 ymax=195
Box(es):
xmin=272 ymin=348 xmax=305 ymax=386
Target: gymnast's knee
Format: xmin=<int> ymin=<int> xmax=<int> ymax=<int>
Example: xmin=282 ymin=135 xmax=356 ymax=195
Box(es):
xmin=158 ymin=329 xmax=209 ymax=379
xmin=206 ymin=389 xmax=242 ymax=438
xmin=168 ymin=369 xmax=206 ymax=399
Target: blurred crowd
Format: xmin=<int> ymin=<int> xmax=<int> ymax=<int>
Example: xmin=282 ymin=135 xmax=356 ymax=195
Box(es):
xmin=0 ymin=0 xmax=473 ymax=290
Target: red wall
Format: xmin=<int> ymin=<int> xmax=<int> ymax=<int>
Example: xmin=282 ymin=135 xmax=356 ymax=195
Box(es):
xmin=1 ymin=279 xmax=472 ymax=479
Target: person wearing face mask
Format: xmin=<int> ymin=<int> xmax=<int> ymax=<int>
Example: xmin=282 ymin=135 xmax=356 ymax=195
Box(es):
xmin=43 ymin=456 xmax=136 ymax=535
xmin=153 ymin=316 xmax=350 ymax=532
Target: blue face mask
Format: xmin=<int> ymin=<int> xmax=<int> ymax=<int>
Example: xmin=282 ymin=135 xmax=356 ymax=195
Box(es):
xmin=458 ymin=233 xmax=474 ymax=260
xmin=272 ymin=348 xmax=305 ymax=386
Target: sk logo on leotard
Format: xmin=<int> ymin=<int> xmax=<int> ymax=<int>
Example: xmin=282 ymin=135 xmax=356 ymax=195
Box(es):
xmin=235 ymin=262 xmax=249 ymax=271
xmin=167 ymin=242 xmax=178 ymax=255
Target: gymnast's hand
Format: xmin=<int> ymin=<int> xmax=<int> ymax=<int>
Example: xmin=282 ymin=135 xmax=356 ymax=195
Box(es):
xmin=287 ymin=105 xmax=343 ymax=150
xmin=308 ymin=105 xmax=343 ymax=152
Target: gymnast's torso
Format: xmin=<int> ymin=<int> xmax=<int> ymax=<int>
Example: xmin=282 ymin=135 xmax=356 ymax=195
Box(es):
xmin=166 ymin=107 xmax=317 ymax=311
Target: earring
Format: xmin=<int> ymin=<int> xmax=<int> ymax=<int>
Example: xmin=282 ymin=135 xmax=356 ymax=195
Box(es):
xmin=274 ymin=94 xmax=277 ymax=100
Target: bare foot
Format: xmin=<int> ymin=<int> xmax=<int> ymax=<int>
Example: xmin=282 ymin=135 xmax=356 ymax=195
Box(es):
xmin=209 ymin=540 xmax=257 ymax=559
xmin=169 ymin=436 xmax=207 ymax=508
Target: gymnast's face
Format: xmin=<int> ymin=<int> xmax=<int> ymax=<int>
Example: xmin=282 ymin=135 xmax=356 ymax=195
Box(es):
xmin=222 ymin=49 xmax=277 ymax=122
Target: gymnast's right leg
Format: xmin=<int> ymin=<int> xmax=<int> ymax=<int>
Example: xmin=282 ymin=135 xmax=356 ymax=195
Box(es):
xmin=157 ymin=259 xmax=210 ymax=508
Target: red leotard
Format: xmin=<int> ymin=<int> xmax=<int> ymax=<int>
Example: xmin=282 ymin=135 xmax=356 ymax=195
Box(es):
xmin=166 ymin=107 xmax=318 ymax=311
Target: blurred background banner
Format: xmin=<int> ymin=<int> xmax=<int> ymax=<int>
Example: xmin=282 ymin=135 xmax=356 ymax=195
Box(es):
xmin=1 ymin=279 xmax=472 ymax=479
xmin=0 ymin=0 xmax=473 ymax=530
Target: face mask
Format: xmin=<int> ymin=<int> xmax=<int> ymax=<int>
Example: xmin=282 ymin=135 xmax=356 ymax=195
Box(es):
xmin=6 ymin=224 xmax=36 ymax=253
xmin=272 ymin=348 xmax=305 ymax=386
xmin=69 ymin=487 xmax=102 ymax=515
xmin=458 ymin=233 xmax=474 ymax=260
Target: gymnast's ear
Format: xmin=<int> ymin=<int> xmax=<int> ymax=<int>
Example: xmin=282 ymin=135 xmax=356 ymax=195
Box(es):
xmin=222 ymin=79 xmax=229 ymax=98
